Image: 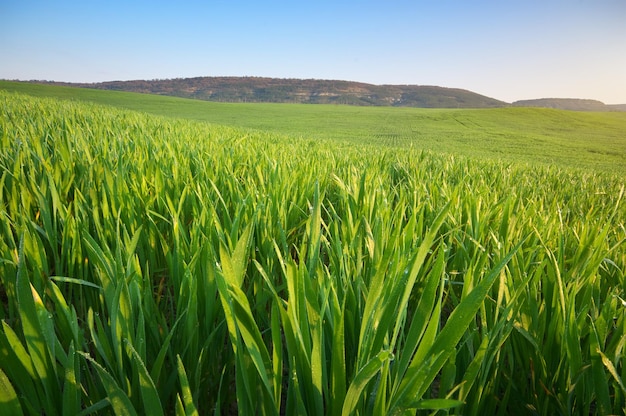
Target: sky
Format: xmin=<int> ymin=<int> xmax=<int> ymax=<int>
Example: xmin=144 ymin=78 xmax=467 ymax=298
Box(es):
xmin=1 ymin=0 xmax=625 ymax=104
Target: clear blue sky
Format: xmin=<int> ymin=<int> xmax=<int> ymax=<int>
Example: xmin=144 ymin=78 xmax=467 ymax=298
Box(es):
xmin=1 ymin=0 xmax=625 ymax=103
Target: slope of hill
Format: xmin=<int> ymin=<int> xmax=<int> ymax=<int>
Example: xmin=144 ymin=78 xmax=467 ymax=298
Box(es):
xmin=512 ymin=98 xmax=621 ymax=111
xmin=2 ymin=80 xmax=625 ymax=174
xmin=608 ymin=104 xmax=626 ymax=111
xmin=38 ymin=77 xmax=506 ymax=108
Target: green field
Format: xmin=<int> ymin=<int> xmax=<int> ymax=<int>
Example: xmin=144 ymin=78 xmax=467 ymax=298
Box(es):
xmin=2 ymin=80 xmax=626 ymax=173
xmin=1 ymin=85 xmax=625 ymax=415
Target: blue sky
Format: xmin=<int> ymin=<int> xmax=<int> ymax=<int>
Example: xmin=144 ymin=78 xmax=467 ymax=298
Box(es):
xmin=1 ymin=0 xmax=625 ymax=103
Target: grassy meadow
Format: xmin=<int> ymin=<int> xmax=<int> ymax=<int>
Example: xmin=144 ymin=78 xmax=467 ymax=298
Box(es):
xmin=0 ymin=86 xmax=625 ymax=415
xmin=2 ymin=80 xmax=626 ymax=174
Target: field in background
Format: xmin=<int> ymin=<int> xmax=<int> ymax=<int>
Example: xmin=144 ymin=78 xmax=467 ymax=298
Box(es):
xmin=2 ymin=80 xmax=626 ymax=173
xmin=0 ymin=89 xmax=625 ymax=414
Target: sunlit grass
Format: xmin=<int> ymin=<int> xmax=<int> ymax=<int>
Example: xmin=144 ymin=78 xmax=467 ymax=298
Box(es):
xmin=2 ymin=80 xmax=626 ymax=174
xmin=0 ymin=91 xmax=625 ymax=414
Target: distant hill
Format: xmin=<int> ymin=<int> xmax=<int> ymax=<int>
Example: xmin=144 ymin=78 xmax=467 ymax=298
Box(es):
xmin=512 ymin=98 xmax=623 ymax=112
xmin=39 ymin=77 xmax=506 ymax=108
xmin=22 ymin=77 xmax=626 ymax=110
xmin=608 ymin=104 xmax=626 ymax=111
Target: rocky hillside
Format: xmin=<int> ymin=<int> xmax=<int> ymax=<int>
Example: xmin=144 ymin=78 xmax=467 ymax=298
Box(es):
xmin=31 ymin=77 xmax=625 ymax=110
xmin=44 ymin=77 xmax=506 ymax=108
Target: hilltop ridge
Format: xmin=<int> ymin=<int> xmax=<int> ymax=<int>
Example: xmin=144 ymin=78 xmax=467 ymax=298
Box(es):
xmin=21 ymin=77 xmax=626 ymax=111
xmin=512 ymin=98 xmax=625 ymax=112
xmin=35 ymin=77 xmax=506 ymax=108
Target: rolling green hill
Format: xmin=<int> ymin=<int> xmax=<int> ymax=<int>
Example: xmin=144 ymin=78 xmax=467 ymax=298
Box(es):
xmin=1 ymin=85 xmax=625 ymax=415
xmin=2 ymin=80 xmax=625 ymax=173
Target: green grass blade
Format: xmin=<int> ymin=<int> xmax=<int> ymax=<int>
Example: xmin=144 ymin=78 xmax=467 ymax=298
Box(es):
xmin=414 ymin=398 xmax=463 ymax=410
xmin=0 ymin=367 xmax=24 ymax=416
xmin=176 ymin=355 xmax=199 ymax=416
xmin=0 ymin=323 xmax=41 ymax=412
xmin=49 ymin=275 xmax=102 ymax=290
xmin=81 ymin=232 xmax=116 ymax=301
xmin=457 ymin=335 xmax=489 ymax=402
xmin=390 ymin=238 xmax=525 ymax=413
xmin=221 ymin=223 xmax=254 ymax=287
xmin=392 ymin=202 xmax=451 ymax=341
xmin=86 ymin=308 xmax=115 ymax=373
xmin=599 ymin=349 xmax=626 ymax=395
xmin=126 ymin=341 xmax=164 ymax=416
xmin=110 ymin=281 xmax=133 ymax=381
xmin=216 ymin=224 xmax=277 ymax=412
xmin=590 ymin=321 xmax=612 ymax=414
xmin=342 ymin=350 xmax=394 ymax=416
xmin=393 ymin=247 xmax=445 ymax=386
xmin=80 ymin=352 xmax=138 ymax=416
xmin=306 ymin=182 xmax=322 ymax=272
xmin=270 ymin=303 xmax=283 ymax=409
xmin=15 ymin=233 xmax=61 ymax=413
xmin=0 ymin=321 xmax=37 ymax=380
xmin=75 ymin=398 xmax=111 ymax=416
xmin=62 ymin=342 xmax=80 ymax=416
xmin=149 ymin=310 xmax=186 ymax=382
xmin=175 ymin=394 xmax=186 ymax=416
xmin=330 ymin=299 xmax=347 ymax=416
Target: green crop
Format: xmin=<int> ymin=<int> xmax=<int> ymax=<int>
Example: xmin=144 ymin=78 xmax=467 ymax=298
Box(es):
xmin=2 ymin=80 xmax=626 ymax=175
xmin=0 ymin=90 xmax=625 ymax=414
